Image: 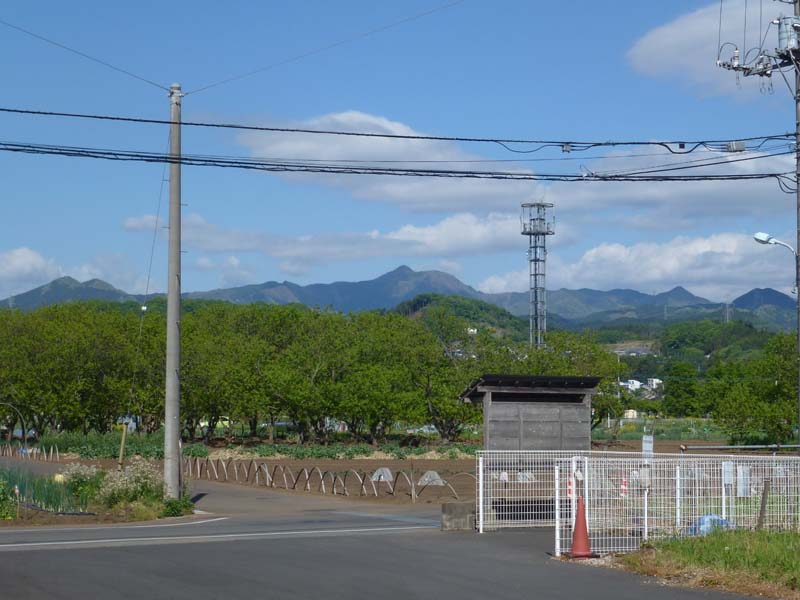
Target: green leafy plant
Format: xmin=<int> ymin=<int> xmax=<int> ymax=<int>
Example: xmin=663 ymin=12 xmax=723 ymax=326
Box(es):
xmin=181 ymin=443 xmax=209 ymax=458
xmin=161 ymin=495 xmax=194 ymax=518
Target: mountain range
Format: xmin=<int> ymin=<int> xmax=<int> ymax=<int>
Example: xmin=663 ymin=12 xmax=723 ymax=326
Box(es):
xmin=1 ymin=266 xmax=795 ymax=330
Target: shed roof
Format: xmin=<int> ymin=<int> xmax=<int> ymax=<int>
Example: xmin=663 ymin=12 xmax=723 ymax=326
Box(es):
xmin=459 ymin=374 xmax=602 ymax=402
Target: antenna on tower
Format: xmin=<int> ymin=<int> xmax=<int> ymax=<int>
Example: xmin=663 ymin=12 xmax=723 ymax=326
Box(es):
xmin=521 ymin=200 xmax=554 ymax=348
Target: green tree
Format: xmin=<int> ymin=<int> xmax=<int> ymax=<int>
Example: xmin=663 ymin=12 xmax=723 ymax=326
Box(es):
xmin=662 ymin=362 xmax=700 ymax=416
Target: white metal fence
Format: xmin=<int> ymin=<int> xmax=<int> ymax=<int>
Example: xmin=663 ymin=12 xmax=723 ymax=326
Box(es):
xmin=476 ymin=450 xmax=800 ymax=555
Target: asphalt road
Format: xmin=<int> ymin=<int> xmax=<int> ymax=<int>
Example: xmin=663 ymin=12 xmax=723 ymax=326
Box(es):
xmin=0 ymin=460 xmax=748 ymax=600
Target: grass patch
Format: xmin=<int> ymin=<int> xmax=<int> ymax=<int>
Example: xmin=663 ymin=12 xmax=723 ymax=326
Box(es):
xmin=621 ymin=530 xmax=800 ymax=599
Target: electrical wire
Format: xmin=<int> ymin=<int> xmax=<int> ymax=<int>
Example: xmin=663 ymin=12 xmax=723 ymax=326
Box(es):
xmin=185 ymin=0 xmax=465 ymax=95
xmin=0 ymin=17 xmax=168 ymax=91
xmin=126 ymin=134 xmax=169 ymax=419
xmin=586 ymin=144 xmax=791 ymax=177
xmin=0 ymin=106 xmax=793 ymax=155
xmin=0 ymin=140 xmax=791 ymax=186
xmin=595 ymin=149 xmax=794 ymax=178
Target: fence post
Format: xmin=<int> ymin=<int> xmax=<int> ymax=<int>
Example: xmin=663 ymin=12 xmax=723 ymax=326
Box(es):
xmin=478 ymin=455 xmax=484 ymax=534
xmin=554 ymin=465 xmax=561 ymax=557
xmin=675 ymin=465 xmax=681 ymax=531
xmin=643 ymin=487 xmax=649 ymax=541
xmin=570 ymin=457 xmax=577 ymax=531
xmin=756 ymin=478 xmax=772 ymax=530
xmin=721 ymin=468 xmax=727 ymax=521
xmin=583 ymin=456 xmax=590 ymax=531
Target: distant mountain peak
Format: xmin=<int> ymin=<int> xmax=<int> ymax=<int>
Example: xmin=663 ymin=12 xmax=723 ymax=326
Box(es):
xmin=3 ymin=268 xmax=794 ymax=332
xmin=733 ymin=287 xmax=795 ymax=310
xmin=52 ymin=276 xmax=80 ymax=286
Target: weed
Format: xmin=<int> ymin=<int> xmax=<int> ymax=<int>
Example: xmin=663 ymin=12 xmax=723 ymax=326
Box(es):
xmin=161 ymin=496 xmax=194 ymax=518
xmin=97 ymin=457 xmax=162 ymax=507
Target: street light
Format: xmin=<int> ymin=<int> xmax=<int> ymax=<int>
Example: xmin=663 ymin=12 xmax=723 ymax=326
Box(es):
xmin=754 ymin=231 xmax=797 ymax=257
xmin=753 ymin=231 xmax=800 ymax=447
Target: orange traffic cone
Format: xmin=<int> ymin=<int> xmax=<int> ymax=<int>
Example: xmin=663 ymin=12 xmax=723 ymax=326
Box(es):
xmin=568 ymin=496 xmax=595 ymax=559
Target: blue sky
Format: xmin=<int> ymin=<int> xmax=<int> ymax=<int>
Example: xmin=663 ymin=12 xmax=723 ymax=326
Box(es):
xmin=1 ymin=0 xmax=797 ymax=301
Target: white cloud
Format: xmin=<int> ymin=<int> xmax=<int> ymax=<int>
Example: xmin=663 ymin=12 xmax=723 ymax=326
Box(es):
xmin=480 ymin=232 xmax=796 ymax=300
xmin=628 ymin=0 xmax=773 ymax=95
xmin=0 ymin=247 xmax=61 ymax=298
xmin=0 ymin=248 xmax=154 ymax=299
xmin=123 ymin=215 xmax=159 ymax=232
xmin=477 ymin=268 xmax=528 ymax=295
xmin=237 ymin=110 xmax=536 ymax=212
xmin=546 ymin=149 xmax=792 ymax=228
xmin=67 ymin=253 xmax=154 ymax=295
xmin=239 ymin=109 xmax=791 ymax=228
xmin=192 ymin=255 xmax=254 ymax=286
xmin=126 ymin=211 xmax=567 ymax=276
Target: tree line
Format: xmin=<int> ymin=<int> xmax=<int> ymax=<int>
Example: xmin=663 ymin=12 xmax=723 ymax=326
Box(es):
xmin=0 ymin=300 xmax=621 ymax=443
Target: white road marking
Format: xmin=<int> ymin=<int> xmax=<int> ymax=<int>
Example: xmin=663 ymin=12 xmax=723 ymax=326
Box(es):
xmin=0 ymin=525 xmax=435 ymax=551
xmin=0 ymin=516 xmax=228 ymax=534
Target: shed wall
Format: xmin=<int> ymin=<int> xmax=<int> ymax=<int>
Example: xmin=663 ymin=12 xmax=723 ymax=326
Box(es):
xmin=485 ymin=400 xmax=591 ymax=451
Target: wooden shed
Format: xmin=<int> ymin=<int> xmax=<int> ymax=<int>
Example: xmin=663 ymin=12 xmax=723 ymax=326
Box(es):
xmin=460 ymin=374 xmax=600 ymax=451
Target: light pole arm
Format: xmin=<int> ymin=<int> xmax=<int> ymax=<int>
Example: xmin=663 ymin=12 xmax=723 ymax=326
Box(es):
xmin=773 ymin=239 xmax=797 ymax=256
xmin=0 ymin=402 xmax=27 ymax=450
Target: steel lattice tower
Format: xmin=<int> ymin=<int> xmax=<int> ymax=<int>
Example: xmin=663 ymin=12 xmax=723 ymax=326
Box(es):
xmin=521 ymin=202 xmax=554 ymax=347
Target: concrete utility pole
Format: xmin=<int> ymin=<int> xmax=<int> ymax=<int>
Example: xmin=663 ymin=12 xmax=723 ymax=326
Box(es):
xmin=719 ymin=1 xmax=800 ymax=447
xmin=164 ymin=83 xmax=183 ymax=498
xmin=795 ymin=0 xmax=800 ymax=448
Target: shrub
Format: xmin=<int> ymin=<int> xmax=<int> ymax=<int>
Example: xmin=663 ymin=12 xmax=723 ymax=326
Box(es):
xmin=161 ymin=496 xmax=194 ymax=518
xmin=60 ymin=463 xmax=104 ymax=509
xmin=182 ymin=443 xmax=209 ymax=458
xmin=97 ymin=458 xmax=162 ymax=507
xmin=0 ymin=480 xmax=15 ymax=520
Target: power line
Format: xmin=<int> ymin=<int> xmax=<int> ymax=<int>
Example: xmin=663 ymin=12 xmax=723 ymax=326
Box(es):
xmin=0 ymin=139 xmax=791 ymax=185
xmin=598 ymin=149 xmax=794 ymax=178
xmin=0 ymin=17 xmax=168 ymax=91
xmin=0 ymin=106 xmax=793 ymax=154
xmin=185 ymin=0 xmax=465 ymax=95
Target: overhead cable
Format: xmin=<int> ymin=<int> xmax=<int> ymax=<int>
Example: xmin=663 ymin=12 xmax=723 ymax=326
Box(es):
xmin=0 ymin=140 xmax=791 ymax=186
xmin=0 ymin=107 xmax=793 ymax=155
xmin=186 ymin=0 xmax=465 ymax=95
xmin=0 ymin=18 xmax=168 ymax=91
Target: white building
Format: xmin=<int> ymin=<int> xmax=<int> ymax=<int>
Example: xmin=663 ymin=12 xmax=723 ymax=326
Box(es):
xmin=619 ymin=379 xmax=643 ymax=392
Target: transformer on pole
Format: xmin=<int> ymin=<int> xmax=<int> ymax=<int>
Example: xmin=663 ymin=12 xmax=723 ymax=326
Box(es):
xmin=717 ymin=0 xmax=800 ymax=449
xmin=521 ymin=201 xmax=554 ymax=348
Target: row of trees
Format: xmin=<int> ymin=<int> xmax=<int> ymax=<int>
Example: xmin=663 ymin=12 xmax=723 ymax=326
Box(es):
xmin=662 ymin=334 xmax=798 ymax=443
xmin=0 ymin=300 xmax=622 ymax=443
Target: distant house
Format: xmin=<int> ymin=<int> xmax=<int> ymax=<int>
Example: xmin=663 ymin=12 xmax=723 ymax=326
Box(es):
xmin=619 ymin=379 xmax=643 ymax=392
xmin=647 ymin=378 xmax=663 ymax=389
